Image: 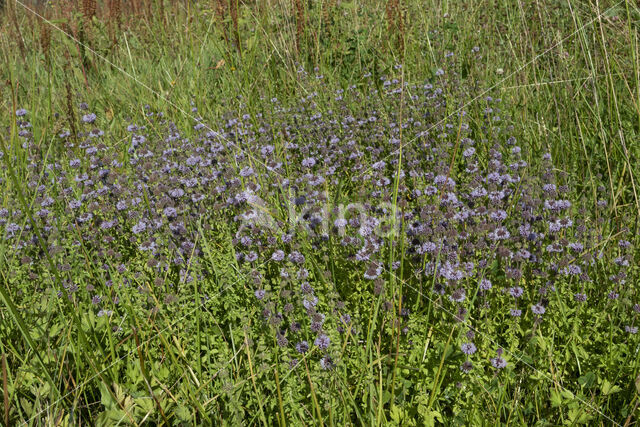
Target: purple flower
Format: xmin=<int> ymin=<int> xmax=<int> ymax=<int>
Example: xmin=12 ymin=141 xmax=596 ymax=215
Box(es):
xmin=271 ymin=250 xmax=285 ymax=261
xmin=340 ymin=314 xmax=351 ymax=325
xmin=254 ymin=289 xmax=266 ymax=300
xmin=290 ymin=322 xmax=301 ymax=333
xmin=568 ymin=242 xmax=584 ymax=252
xmin=491 ymin=357 xmax=507 ymax=369
xmin=463 ymin=147 xmax=476 ymax=158
xmin=548 ymin=221 xmax=562 ymax=233
xmin=164 ymin=207 xmax=178 ymax=218
xmin=450 ymin=288 xmax=466 ymax=303
xmin=77 ymin=212 xmax=93 ymax=223
xmin=479 ymin=278 xmax=492 ymax=291
xmin=261 ymin=145 xmax=274 ymax=156
xmin=509 ymin=287 xmax=524 ymax=298
xmin=461 ymin=342 xmax=477 ymax=355
xmin=314 ymin=334 xmax=330 ymax=350
xmin=16 ymin=108 xmax=28 ymax=117
xmin=490 ymin=210 xmax=508 ymax=222
xmin=562 ymin=265 xmax=582 ymax=276
xmin=100 ymin=220 xmax=116 ymax=230
xmin=82 ymin=113 xmax=97 ymax=124
xmin=239 ymin=166 xmax=254 ymax=177
xmin=277 ymin=334 xmax=288 ymax=348
xmin=558 ymin=217 xmax=573 ymax=228
xmin=288 ymin=251 xmax=305 ymax=264
xmin=334 ymin=218 xmax=348 ymax=228
xmin=169 ymin=188 xmax=185 ymax=198
xmin=531 ymin=304 xmax=546 ymax=315
xmin=320 ymin=355 xmax=334 ymax=370
xmin=132 ymin=221 xmax=147 ymax=234
xmin=618 ymin=240 xmax=631 ymax=249
xmin=491 ymin=349 xmax=507 ymax=369
xmin=364 ymin=264 xmax=383 ymax=280
xmin=489 ymin=226 xmax=510 ymax=240
xmin=303 ymin=296 xmax=318 ymax=309
xmin=302 ymin=157 xmax=316 ymax=168
xmin=5 ymin=223 xmax=20 ymax=236
xmin=296 ymin=341 xmax=309 ymax=354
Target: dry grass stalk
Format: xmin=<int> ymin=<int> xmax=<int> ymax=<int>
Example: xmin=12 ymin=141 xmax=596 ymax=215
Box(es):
xmin=63 ymin=62 xmax=79 ymax=148
xmin=322 ymin=0 xmax=336 ymax=35
xmin=40 ymin=14 xmax=52 ymax=63
xmin=397 ymin=3 xmax=405 ymax=53
xmin=214 ymin=0 xmax=229 ymax=46
xmin=7 ymin=0 xmax=27 ymax=58
xmin=58 ymin=0 xmax=76 ymax=36
xmin=146 ymin=0 xmax=153 ymax=24
xmin=385 ymin=0 xmax=404 ymax=53
xmin=81 ymin=0 xmax=97 ymax=22
xmin=293 ymin=0 xmax=305 ymax=54
xmin=108 ymin=0 xmax=122 ymax=43
xmin=131 ymin=0 xmax=140 ymax=17
xmin=158 ymin=0 xmax=165 ymax=25
xmin=229 ymin=0 xmax=241 ymax=54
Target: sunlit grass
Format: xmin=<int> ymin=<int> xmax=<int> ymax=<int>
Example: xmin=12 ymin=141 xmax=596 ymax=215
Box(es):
xmin=0 ymin=0 xmax=639 ymax=424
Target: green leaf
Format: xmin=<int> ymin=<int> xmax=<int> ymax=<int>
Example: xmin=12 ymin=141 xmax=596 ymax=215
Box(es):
xmin=419 ymin=408 xmax=443 ymax=427
xmin=175 ymin=404 xmax=192 ymax=422
xmin=567 ymin=407 xmax=594 ymax=424
xmin=134 ymin=396 xmax=155 ymax=415
xmin=601 ymin=379 xmax=621 ymax=395
xmin=100 ymin=383 xmax=117 ymax=410
xmin=48 ymin=322 xmax=63 ymax=338
xmin=578 ymin=372 xmax=596 ymax=388
xmin=560 ymin=389 xmax=574 ymax=400
xmin=20 ymin=397 xmax=33 ymax=417
xmin=550 ymin=389 xmax=563 ymax=407
xmin=389 ymin=404 xmax=403 ymax=424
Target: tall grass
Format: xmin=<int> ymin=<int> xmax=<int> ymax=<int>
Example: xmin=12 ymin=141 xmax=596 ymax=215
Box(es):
xmin=0 ymin=0 xmax=639 ymax=424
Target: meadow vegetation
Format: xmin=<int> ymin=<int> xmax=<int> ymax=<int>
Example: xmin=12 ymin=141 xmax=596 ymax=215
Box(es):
xmin=0 ymin=0 xmax=639 ymax=425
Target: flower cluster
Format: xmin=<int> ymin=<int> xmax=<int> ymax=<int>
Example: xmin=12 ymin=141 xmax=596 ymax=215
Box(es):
xmin=2 ymin=59 xmax=637 ymax=374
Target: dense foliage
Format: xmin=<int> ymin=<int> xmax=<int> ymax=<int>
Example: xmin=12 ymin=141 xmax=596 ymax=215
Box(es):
xmin=1 ymin=0 xmax=639 ymax=425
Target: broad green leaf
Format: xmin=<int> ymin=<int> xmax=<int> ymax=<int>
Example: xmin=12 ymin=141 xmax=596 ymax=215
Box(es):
xmin=601 ymin=379 xmax=621 ymax=395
